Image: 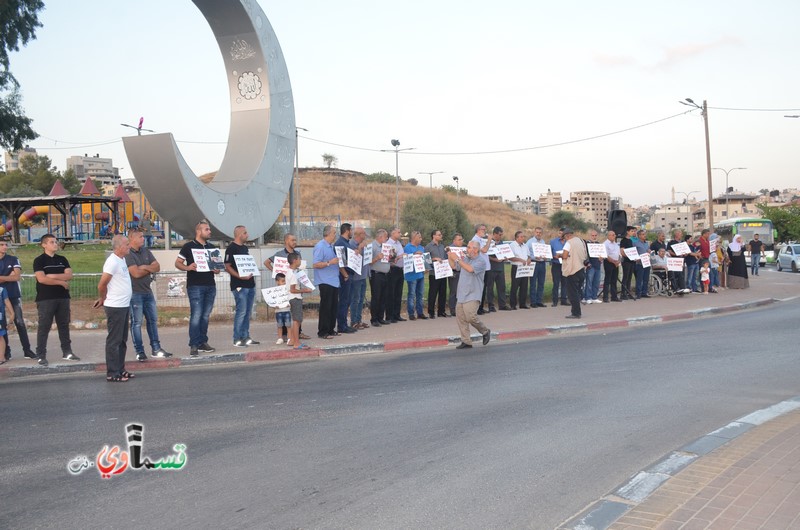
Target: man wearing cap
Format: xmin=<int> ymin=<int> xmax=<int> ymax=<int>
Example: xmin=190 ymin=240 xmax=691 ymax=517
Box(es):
xmin=561 ymin=228 xmax=588 ymax=319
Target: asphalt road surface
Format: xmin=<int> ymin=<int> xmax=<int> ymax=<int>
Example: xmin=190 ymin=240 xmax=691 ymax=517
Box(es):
xmin=2 ymin=300 xmax=799 ymax=530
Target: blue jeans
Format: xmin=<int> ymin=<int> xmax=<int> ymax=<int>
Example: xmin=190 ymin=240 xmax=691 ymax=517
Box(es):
xmin=130 ymin=292 xmax=161 ymax=354
xmin=583 ymin=264 xmax=601 ymax=300
xmin=232 ymin=287 xmax=255 ymax=342
xmin=187 ymin=285 xmax=216 ymax=347
xmin=337 ymin=274 xmax=353 ymax=331
xmin=349 ymin=279 xmax=366 ymax=325
xmin=687 ymin=264 xmax=699 ymax=292
xmin=529 ymin=261 xmax=546 ymax=305
xmin=710 ymin=267 xmax=720 ymax=287
xmin=635 ymin=262 xmax=650 ymax=297
xmin=406 ymin=278 xmax=424 ymax=316
xmin=751 ymin=253 xmax=761 ymax=275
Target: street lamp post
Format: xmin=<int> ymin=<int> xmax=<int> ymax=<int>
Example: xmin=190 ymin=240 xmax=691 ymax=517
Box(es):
xmin=291 ymin=126 xmax=308 ymax=237
xmin=676 ymin=190 xmax=700 ymax=235
xmin=712 ymin=167 xmax=746 ymax=222
xmin=381 ymin=139 xmax=415 ymax=227
xmin=419 ymin=171 xmax=444 ymax=189
xmin=452 ymin=176 xmax=459 ymax=196
xmin=679 ymin=98 xmax=715 ymax=227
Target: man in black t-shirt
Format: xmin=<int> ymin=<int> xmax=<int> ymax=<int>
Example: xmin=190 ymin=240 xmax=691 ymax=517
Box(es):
xmin=619 ymin=226 xmax=637 ymax=300
xmin=175 ymin=220 xmax=220 ymax=356
xmin=33 ymin=234 xmax=79 ymax=366
xmin=0 ymin=239 xmax=35 ymax=360
xmin=748 ymin=234 xmax=764 ymax=276
xmin=224 ymin=225 xmax=259 ymax=348
xmin=666 ymin=229 xmax=690 ymax=294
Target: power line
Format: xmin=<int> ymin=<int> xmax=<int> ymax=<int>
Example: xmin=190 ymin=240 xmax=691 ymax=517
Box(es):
xmin=708 ymin=106 xmax=800 ymax=112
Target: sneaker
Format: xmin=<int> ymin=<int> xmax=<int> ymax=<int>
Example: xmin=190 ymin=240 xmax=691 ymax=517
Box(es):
xmin=38 ymin=357 xmax=49 ymax=366
xmin=286 ymin=339 xmax=293 ymax=346
xmin=234 ymin=339 xmax=247 ymax=347
xmin=581 ymin=299 xmax=588 ymax=305
xmin=24 ymin=351 xmax=38 ymax=359
xmin=198 ymin=343 xmax=216 ymax=353
xmin=244 ymin=337 xmax=260 ymax=346
xmin=152 ymin=348 xmax=173 ymax=358
xmin=63 ymin=353 xmax=81 ymax=361
xmin=275 ymin=338 xmax=284 ymax=345
xmin=136 ymin=352 xmax=147 ymax=362
xmin=190 ymin=347 xmax=199 ymax=356
xmin=594 ymin=299 xmax=603 ymax=304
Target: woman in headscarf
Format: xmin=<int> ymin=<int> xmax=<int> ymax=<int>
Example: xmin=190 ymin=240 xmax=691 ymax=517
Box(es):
xmin=726 ymin=234 xmax=749 ymax=289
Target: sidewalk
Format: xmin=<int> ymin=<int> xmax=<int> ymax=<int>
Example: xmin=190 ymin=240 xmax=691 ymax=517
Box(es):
xmin=0 ymin=269 xmax=795 ymax=379
xmin=561 ymin=400 xmax=800 ymax=530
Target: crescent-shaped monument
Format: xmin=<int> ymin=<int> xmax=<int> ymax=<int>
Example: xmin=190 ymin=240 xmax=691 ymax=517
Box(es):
xmin=123 ymin=0 xmax=295 ymax=240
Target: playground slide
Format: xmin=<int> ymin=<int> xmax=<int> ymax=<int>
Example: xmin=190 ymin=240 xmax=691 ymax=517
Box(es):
xmin=0 ymin=205 xmax=50 ymax=236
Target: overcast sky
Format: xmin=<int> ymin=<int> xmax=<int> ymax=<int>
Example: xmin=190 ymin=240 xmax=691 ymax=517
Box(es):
xmin=10 ymin=0 xmax=800 ymax=206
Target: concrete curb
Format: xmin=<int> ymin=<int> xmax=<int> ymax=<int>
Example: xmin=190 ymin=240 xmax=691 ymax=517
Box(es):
xmin=557 ymin=395 xmax=800 ymax=530
xmin=0 ymin=297 xmax=780 ymax=380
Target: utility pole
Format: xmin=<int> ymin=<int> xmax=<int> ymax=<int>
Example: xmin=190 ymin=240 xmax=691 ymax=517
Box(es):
xmin=679 ymin=98 xmax=714 ymax=227
xmin=418 ymin=171 xmax=444 ymax=189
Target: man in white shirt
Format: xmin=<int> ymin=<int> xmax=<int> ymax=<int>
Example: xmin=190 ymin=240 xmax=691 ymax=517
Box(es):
xmin=526 ymin=226 xmax=548 ymax=308
xmin=602 ymin=230 xmax=621 ymax=302
xmin=96 ymin=235 xmax=134 ymax=382
xmin=509 ymin=230 xmax=531 ymax=309
xmin=470 ymin=224 xmax=492 ymax=314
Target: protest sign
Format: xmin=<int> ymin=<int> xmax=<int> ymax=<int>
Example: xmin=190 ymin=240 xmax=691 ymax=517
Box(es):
xmin=261 ymin=285 xmax=290 ymax=308
xmin=363 ymin=245 xmax=373 ymax=263
xmin=234 ymin=255 xmax=261 ymax=277
xmin=271 ymin=256 xmax=289 ymax=278
xmin=413 ymin=254 xmax=425 ymax=273
xmin=639 ymin=253 xmax=651 ymax=268
xmin=381 ymin=243 xmax=393 ymax=263
xmin=347 ymin=250 xmax=363 ymax=275
xmin=494 ymin=243 xmax=514 ymax=259
xmin=671 ymin=241 xmax=691 ymax=256
xmin=667 ymin=257 xmax=684 ymax=272
xmin=587 ymin=243 xmax=607 ymax=258
xmin=532 ymin=243 xmax=553 ymax=260
xmin=403 ymin=258 xmax=414 ymax=274
xmin=433 ymin=260 xmax=453 ymax=279
xmin=295 ymin=269 xmax=315 ymax=291
xmin=624 ymin=246 xmax=640 ymax=261
xmin=515 ymin=265 xmax=534 ymax=278
xmin=191 ymin=249 xmax=210 ymax=272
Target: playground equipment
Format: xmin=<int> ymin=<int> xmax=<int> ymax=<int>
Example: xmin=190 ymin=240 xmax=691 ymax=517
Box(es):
xmin=0 ymin=205 xmax=49 ymax=236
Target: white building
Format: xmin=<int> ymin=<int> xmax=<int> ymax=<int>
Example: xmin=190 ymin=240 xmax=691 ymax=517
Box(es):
xmin=3 ymin=146 xmax=38 ymax=171
xmin=66 ymin=154 xmax=120 ymax=187
xmin=569 ymin=191 xmax=610 ymax=228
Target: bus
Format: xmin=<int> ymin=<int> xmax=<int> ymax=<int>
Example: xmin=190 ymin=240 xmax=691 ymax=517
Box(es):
xmin=714 ymin=217 xmax=776 ymax=264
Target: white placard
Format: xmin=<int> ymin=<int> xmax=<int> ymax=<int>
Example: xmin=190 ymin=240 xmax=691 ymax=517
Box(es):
xmin=667 ymin=257 xmax=684 ymax=272
xmin=191 ymin=249 xmax=210 ymax=272
xmin=381 ymin=243 xmax=393 ymax=263
xmin=261 ymin=285 xmax=290 ymax=308
xmin=347 ymin=250 xmax=363 ymax=275
xmin=413 ymin=254 xmax=426 ymax=273
xmin=295 ymin=269 xmax=315 ymax=291
xmin=493 ymin=243 xmax=514 ymax=259
xmin=334 ymin=246 xmax=346 ymax=264
xmin=363 ymin=245 xmax=373 ymax=263
xmin=448 ymin=246 xmax=467 ymax=259
xmin=671 ymin=241 xmax=691 ymax=256
xmin=709 ymin=239 xmax=718 ymax=252
xmin=234 ymin=255 xmax=261 ymax=277
xmin=623 ymin=246 xmax=640 ymax=261
xmin=271 ymin=256 xmax=289 ymax=278
xmin=587 ymin=243 xmax=607 ymax=258
xmin=207 ymin=249 xmax=225 ymax=271
xmin=433 ymin=260 xmax=453 ymax=279
xmin=300 ymin=259 xmax=307 ymax=270
xmin=532 ymin=243 xmax=553 ymax=260
xmin=403 ymin=258 xmax=415 ymax=274
xmin=515 ymin=265 xmax=534 ymax=278
xmin=639 ymin=254 xmax=651 ymax=268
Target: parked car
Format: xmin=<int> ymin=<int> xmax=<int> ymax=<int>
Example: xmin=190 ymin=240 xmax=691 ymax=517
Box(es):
xmin=776 ymin=243 xmax=800 ymax=272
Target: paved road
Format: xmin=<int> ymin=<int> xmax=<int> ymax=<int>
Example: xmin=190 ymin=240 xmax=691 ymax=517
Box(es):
xmin=2 ymin=301 xmax=798 ymax=529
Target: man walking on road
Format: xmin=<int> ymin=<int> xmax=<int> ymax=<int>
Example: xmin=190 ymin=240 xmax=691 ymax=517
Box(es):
xmin=126 ymin=228 xmax=172 ymax=361
xmin=748 ymin=234 xmax=764 ymax=276
xmin=224 ymin=225 xmax=259 ymax=347
xmin=33 ymin=234 xmax=79 ymax=366
xmin=175 ymin=220 xmax=220 ymax=356
xmin=448 ymin=240 xmax=490 ymax=349
xmin=0 ymin=239 xmax=35 ymax=360
xmin=96 ymin=235 xmax=134 ymax=382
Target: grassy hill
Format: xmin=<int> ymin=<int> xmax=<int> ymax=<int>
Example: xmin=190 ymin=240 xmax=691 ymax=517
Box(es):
xmin=268 ymin=168 xmax=554 ymax=240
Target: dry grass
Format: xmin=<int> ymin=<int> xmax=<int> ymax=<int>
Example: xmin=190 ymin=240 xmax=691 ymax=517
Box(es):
xmin=278 ymin=169 xmax=556 ymax=240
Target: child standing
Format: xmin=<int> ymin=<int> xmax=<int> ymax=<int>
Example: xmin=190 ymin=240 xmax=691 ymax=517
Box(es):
xmin=699 ymin=259 xmax=710 ymax=294
xmin=274 ymin=273 xmax=292 ymax=345
xmin=286 ymin=252 xmax=312 ymax=350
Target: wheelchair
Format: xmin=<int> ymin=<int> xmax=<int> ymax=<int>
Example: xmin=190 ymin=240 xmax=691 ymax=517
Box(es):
xmin=649 ymin=268 xmax=676 ymax=297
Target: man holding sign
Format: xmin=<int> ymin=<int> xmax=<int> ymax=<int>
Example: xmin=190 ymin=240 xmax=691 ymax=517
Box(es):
xmin=224 ymin=225 xmax=259 ymax=348
xmin=175 ymin=220 xmax=219 ymax=356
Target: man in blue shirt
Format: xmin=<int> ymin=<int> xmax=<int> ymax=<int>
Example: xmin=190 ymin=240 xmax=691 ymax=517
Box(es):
xmin=0 ymin=239 xmax=35 ymax=360
xmin=404 ymin=231 xmax=426 ymax=320
xmin=313 ymin=225 xmax=341 ymax=339
xmin=550 ymin=228 xmax=568 ymax=307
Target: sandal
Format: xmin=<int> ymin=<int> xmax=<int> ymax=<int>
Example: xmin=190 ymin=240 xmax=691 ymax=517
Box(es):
xmin=121 ymin=371 xmax=135 ymax=379
xmin=321 ymin=335 xmax=334 ymax=340
xmin=293 ymin=344 xmax=311 ymax=350
xmin=106 ymin=374 xmax=130 ymax=383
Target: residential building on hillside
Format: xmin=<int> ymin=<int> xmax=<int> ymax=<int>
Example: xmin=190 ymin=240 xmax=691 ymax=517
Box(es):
xmin=506 ymin=197 xmax=537 ymax=215
xmin=538 ymin=190 xmax=562 ymax=216
xmin=66 ymin=154 xmax=120 ymax=187
xmin=653 ymin=202 xmax=699 ymax=234
xmin=569 ymin=190 xmax=610 ymax=228
xmin=3 ymin=146 xmax=38 ymax=171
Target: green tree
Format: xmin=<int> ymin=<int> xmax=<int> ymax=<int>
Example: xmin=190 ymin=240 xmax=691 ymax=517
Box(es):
xmin=0 ymin=154 xmax=62 ymax=195
xmin=549 ymin=210 xmax=591 ymax=232
xmin=364 ymin=171 xmax=395 ymax=184
xmin=401 ymin=195 xmax=471 ymax=243
xmin=321 ymin=153 xmax=338 ymax=169
xmin=0 ymin=0 xmax=44 ymax=150
xmin=441 ymin=184 xmax=468 ymax=195
xmin=758 ymin=204 xmax=800 ymax=242
xmin=61 ymin=167 xmax=81 ymax=194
